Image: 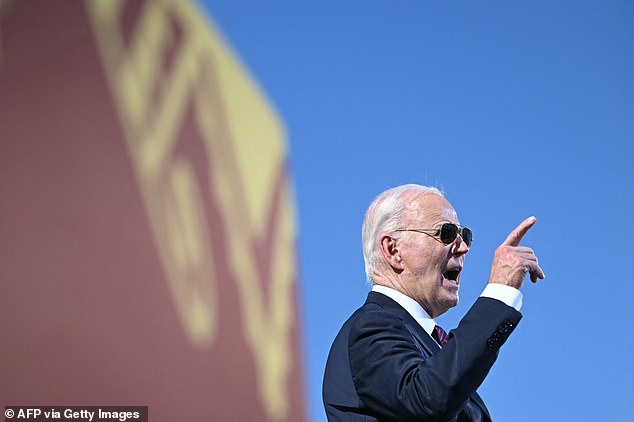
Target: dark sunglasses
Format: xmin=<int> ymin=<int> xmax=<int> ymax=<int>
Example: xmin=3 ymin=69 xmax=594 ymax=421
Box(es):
xmin=394 ymin=223 xmax=473 ymax=247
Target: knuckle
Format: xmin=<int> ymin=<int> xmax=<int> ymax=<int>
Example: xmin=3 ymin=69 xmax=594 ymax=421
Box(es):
xmin=497 ymin=245 xmax=510 ymax=254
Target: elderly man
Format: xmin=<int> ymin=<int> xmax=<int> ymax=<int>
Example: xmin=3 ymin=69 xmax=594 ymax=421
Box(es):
xmin=323 ymin=184 xmax=544 ymax=421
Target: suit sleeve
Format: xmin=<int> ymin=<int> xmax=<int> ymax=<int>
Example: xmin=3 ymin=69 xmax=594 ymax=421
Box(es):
xmin=348 ymin=297 xmax=522 ymax=421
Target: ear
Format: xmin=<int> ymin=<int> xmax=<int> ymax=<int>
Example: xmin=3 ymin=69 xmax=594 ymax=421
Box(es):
xmin=379 ymin=234 xmax=404 ymax=271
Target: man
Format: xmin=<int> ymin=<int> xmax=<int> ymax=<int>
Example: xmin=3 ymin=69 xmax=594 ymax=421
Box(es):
xmin=323 ymin=184 xmax=545 ymax=421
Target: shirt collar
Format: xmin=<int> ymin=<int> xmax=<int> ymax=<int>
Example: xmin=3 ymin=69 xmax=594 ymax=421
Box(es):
xmin=371 ymin=284 xmax=437 ymax=336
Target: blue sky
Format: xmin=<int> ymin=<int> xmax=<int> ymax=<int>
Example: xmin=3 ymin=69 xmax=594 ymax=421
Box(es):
xmin=199 ymin=1 xmax=634 ymax=420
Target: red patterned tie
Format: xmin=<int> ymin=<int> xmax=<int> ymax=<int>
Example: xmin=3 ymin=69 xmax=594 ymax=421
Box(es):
xmin=432 ymin=325 xmax=449 ymax=347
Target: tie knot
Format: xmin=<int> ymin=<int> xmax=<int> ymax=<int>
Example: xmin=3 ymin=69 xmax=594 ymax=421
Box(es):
xmin=432 ymin=325 xmax=448 ymax=347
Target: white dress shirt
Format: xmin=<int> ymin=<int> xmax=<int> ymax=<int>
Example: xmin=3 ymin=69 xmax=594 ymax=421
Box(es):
xmin=371 ymin=284 xmax=522 ymax=338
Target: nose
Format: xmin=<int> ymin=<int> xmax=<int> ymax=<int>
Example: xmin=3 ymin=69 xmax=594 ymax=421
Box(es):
xmin=451 ymin=235 xmax=470 ymax=255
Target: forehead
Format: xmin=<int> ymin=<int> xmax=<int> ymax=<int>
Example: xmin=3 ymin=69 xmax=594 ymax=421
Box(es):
xmin=409 ymin=194 xmax=458 ymax=225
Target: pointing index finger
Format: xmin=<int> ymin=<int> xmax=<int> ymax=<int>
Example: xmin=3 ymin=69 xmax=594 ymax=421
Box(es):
xmin=502 ymin=216 xmax=537 ymax=247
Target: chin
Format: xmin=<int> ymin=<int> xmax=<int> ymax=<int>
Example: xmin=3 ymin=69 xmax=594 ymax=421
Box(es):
xmin=435 ymin=296 xmax=459 ymax=317
xmin=444 ymin=294 xmax=459 ymax=309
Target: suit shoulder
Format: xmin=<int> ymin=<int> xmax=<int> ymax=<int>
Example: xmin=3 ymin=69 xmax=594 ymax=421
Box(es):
xmin=349 ymin=301 xmax=406 ymax=328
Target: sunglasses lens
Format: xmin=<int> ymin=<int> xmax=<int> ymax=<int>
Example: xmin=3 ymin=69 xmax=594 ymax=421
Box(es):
xmin=462 ymin=227 xmax=473 ymax=247
xmin=440 ymin=224 xmax=473 ymax=247
xmin=440 ymin=224 xmax=459 ymax=244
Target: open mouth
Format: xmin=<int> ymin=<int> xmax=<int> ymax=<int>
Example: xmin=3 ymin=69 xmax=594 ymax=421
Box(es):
xmin=443 ymin=269 xmax=461 ymax=282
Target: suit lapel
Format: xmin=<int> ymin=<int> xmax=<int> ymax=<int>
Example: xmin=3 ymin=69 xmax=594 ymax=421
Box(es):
xmin=366 ymin=292 xmax=438 ymax=356
xmin=407 ymin=318 xmax=440 ymax=357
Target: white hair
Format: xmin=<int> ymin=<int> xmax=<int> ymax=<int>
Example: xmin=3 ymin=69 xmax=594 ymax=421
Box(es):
xmin=361 ymin=184 xmax=444 ymax=282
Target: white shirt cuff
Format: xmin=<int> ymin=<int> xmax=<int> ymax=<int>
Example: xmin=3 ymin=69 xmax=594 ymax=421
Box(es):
xmin=480 ymin=284 xmax=523 ymax=311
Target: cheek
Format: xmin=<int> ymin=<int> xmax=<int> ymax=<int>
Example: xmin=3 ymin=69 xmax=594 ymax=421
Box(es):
xmin=429 ymin=250 xmax=448 ymax=271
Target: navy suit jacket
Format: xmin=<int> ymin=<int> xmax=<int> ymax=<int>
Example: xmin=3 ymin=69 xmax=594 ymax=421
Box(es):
xmin=323 ymin=292 xmax=522 ymax=421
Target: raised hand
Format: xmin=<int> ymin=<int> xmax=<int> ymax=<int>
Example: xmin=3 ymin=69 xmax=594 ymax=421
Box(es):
xmin=488 ymin=216 xmax=545 ymax=289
